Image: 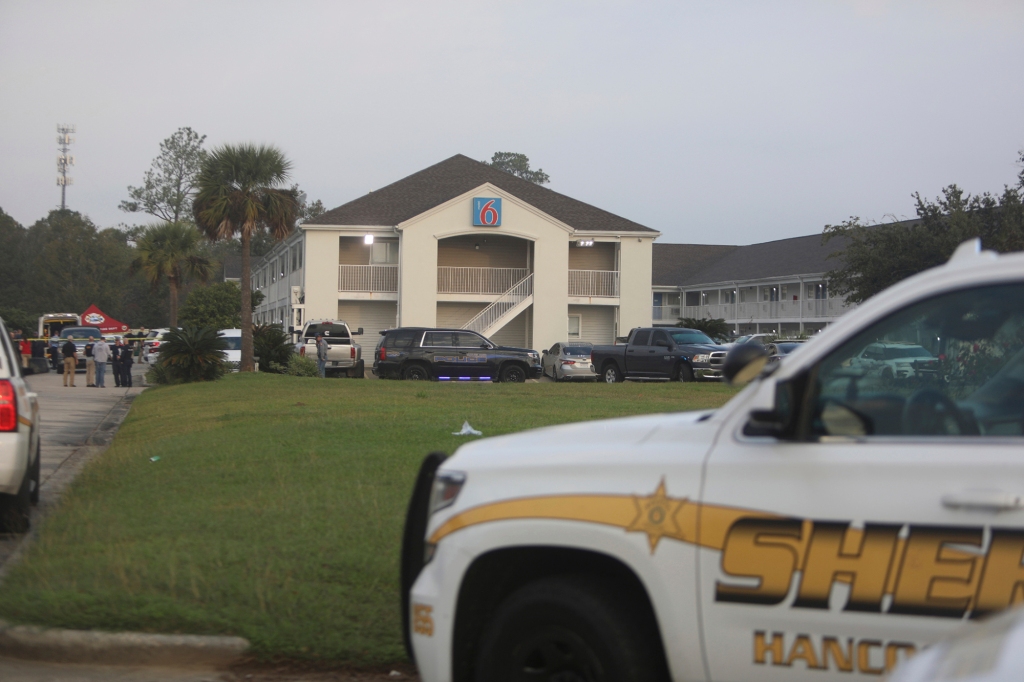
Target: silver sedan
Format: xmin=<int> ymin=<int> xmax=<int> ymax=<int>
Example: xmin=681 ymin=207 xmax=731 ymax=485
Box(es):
xmin=541 ymin=342 xmax=597 ymax=381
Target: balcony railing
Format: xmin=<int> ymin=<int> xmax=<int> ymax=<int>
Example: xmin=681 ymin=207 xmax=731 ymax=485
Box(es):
xmin=437 ymin=266 xmax=529 ymax=294
xmin=679 ymin=297 xmax=853 ymax=321
xmin=652 ymin=305 xmax=681 ymax=321
xmin=568 ymin=270 xmax=619 ymax=297
xmin=338 ymin=265 xmax=398 ymax=292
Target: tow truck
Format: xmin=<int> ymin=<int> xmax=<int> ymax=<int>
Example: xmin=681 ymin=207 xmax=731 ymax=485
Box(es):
xmin=402 ymin=240 xmax=1024 ymax=681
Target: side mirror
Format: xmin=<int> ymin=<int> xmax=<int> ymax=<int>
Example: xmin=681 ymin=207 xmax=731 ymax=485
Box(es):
xmin=288 ymin=326 xmax=295 ymax=334
xmin=542 ymin=349 xmax=548 ymax=354
xmin=355 ymin=328 xmax=364 ymax=335
xmin=723 ymin=343 xmax=770 ymax=385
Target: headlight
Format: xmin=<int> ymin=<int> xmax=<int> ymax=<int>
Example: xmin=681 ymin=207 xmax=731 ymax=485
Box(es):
xmin=429 ymin=470 xmax=466 ymax=514
xmin=693 ymin=354 xmax=710 ymax=363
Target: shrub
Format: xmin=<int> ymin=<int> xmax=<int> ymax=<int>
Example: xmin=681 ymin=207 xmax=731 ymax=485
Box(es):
xmin=286 ymin=354 xmax=319 ymax=377
xmin=144 ymin=362 xmax=176 ymax=386
xmin=253 ymin=323 xmax=294 ymax=373
xmin=156 ymin=326 xmax=227 ymax=383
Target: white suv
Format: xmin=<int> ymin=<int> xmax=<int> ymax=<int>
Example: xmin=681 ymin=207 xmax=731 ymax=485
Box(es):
xmin=0 ymin=316 xmax=41 ymax=532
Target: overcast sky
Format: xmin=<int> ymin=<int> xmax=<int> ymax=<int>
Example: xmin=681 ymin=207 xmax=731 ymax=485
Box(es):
xmin=2 ymin=1 xmax=1022 ymax=245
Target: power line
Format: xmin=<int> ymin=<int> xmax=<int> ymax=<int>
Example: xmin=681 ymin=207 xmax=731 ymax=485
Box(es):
xmin=57 ymin=124 xmax=75 ymax=210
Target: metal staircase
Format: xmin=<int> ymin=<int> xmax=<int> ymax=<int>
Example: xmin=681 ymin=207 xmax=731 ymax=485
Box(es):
xmin=462 ymin=273 xmax=533 ymax=338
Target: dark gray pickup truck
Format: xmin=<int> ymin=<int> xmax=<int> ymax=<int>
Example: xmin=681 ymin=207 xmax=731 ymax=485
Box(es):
xmin=590 ymin=327 xmax=728 ymax=383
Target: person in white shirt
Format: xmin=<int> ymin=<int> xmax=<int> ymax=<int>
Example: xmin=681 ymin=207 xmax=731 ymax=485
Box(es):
xmin=92 ymin=338 xmax=111 ymax=388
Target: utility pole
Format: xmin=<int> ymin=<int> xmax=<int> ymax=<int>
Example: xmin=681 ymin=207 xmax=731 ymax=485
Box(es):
xmin=56 ymin=124 xmax=75 ymax=210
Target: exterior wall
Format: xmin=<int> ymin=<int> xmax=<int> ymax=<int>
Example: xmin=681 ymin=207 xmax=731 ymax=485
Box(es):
xmin=490 ymin=309 xmax=528 ymax=348
xmin=568 ymin=304 xmax=616 ymax=345
xmin=568 ymin=242 xmax=615 ymax=270
xmin=437 ymin=234 xmax=528 ymax=268
xmin=437 ymin=302 xmax=486 ymax=328
xmin=252 ymin=232 xmax=304 ymax=328
xmin=617 ymin=237 xmax=654 ymax=332
xmin=304 ymin=229 xmax=346 ymax=322
xmin=336 ymin=301 xmax=398 ymax=344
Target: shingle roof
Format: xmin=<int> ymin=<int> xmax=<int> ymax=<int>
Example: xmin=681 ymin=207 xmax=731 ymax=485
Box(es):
xmin=652 ymin=243 xmax=738 ymax=286
xmin=305 ymin=154 xmax=657 ymax=233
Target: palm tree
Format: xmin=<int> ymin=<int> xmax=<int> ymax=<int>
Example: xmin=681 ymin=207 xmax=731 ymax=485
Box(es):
xmin=132 ymin=222 xmax=214 ymax=327
xmin=192 ymin=144 xmax=297 ymax=372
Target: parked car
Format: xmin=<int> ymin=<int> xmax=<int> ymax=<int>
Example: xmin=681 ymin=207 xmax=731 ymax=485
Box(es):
xmin=850 ymin=341 xmax=938 ymax=381
xmin=402 ymin=239 xmax=1024 ymax=682
xmin=294 ymin=319 xmax=364 ymax=378
xmin=590 ymin=327 xmax=727 ymax=382
xmin=0 ymin=315 xmax=40 ymax=532
xmin=142 ymin=328 xmax=170 ymax=364
xmin=59 ymin=326 xmax=106 ymax=369
xmin=373 ymin=328 xmax=541 ymax=382
xmin=542 ymin=342 xmax=596 ymax=381
xmin=765 ymin=340 xmax=806 ymax=364
xmin=218 ymin=329 xmax=242 ymax=370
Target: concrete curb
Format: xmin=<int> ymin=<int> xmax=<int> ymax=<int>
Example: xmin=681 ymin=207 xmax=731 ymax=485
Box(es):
xmin=0 ymin=620 xmax=249 ymax=667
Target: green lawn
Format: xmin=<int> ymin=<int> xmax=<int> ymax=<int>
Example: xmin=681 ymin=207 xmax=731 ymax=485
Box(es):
xmin=0 ymin=374 xmax=738 ymax=664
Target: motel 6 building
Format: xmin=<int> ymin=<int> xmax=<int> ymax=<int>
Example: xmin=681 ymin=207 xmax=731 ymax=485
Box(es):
xmin=252 ymin=155 xmax=658 ymax=351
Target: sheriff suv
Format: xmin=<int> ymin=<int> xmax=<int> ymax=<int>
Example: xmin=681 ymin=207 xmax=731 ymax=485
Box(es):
xmin=373 ymin=328 xmax=541 ymax=382
xmin=0 ymin=315 xmax=41 ymax=532
xmin=401 ymin=240 xmax=1024 ymax=682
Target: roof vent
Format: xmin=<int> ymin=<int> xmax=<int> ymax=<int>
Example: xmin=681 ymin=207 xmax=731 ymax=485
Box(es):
xmin=948 ymin=238 xmax=996 ymax=266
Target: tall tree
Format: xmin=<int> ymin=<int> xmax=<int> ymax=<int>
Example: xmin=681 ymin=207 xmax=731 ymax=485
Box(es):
xmin=192 ymin=144 xmax=298 ymax=372
xmin=179 ymin=282 xmax=264 ymax=330
xmin=482 ymin=152 xmax=551 ymax=184
xmin=824 ymin=183 xmax=1024 ymax=303
xmin=120 ymin=127 xmax=207 ymax=223
xmin=131 ymin=222 xmax=214 ymax=327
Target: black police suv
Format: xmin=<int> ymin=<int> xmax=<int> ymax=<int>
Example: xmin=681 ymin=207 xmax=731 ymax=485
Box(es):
xmin=372 ymin=328 xmax=542 ymax=382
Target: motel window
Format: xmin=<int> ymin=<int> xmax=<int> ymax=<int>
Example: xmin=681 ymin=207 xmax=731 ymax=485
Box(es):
xmin=568 ymin=315 xmax=581 ymax=339
xmin=292 ymin=247 xmax=298 ymax=271
xmin=280 ymin=259 xmax=286 ymax=278
xmin=297 ymin=245 xmax=302 ymax=269
xmin=371 ymin=241 xmax=399 ymax=264
xmin=271 ymin=260 xmax=278 ymax=283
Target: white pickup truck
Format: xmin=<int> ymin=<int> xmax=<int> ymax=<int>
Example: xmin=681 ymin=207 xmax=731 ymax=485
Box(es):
xmin=402 ymin=240 xmax=1024 ymax=682
xmin=0 ymin=315 xmax=41 ymax=532
xmin=293 ymin=319 xmax=365 ymax=378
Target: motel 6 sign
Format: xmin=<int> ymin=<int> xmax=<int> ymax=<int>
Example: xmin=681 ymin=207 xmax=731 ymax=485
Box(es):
xmin=473 ymin=197 xmax=502 ymax=226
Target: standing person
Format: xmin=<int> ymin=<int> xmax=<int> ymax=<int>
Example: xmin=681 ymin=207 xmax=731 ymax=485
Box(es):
xmin=111 ymin=339 xmax=124 ymax=388
xmin=61 ymin=337 xmax=77 ymax=387
xmin=119 ymin=341 xmax=134 ymax=388
xmin=19 ymin=336 xmax=31 ymax=369
xmin=48 ymin=336 xmax=61 ymax=371
xmin=84 ymin=336 xmax=96 ymax=387
xmin=316 ymin=332 xmax=329 ymax=378
xmin=92 ymin=336 xmax=110 ymax=388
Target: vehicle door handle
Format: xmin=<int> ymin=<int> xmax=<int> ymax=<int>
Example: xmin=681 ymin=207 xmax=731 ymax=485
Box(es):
xmin=941 ymin=491 xmax=1024 ymax=512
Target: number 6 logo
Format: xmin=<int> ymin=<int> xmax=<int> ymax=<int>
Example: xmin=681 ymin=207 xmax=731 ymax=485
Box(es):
xmin=473 ymin=198 xmax=502 ymax=226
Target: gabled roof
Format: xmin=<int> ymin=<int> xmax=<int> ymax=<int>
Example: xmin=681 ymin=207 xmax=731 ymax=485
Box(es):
xmin=305 ymin=154 xmax=657 ymax=233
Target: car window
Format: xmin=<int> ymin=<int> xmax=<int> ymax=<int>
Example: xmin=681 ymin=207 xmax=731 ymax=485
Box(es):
xmin=632 ymin=330 xmax=652 ymax=346
xmin=423 ymin=332 xmax=454 ymax=347
xmin=221 ymin=337 xmax=242 ymax=350
xmin=669 ymin=331 xmax=715 ymax=345
xmin=549 ymin=344 xmax=560 ymax=354
xmin=652 ymin=331 xmax=671 ymax=346
xmin=455 ymin=332 xmax=487 ymax=349
xmin=564 ymin=345 xmax=592 ymax=357
xmin=62 ymin=328 xmax=104 ymax=340
xmin=387 ymin=330 xmax=419 ymax=349
xmin=810 ymin=283 xmax=1024 ymax=438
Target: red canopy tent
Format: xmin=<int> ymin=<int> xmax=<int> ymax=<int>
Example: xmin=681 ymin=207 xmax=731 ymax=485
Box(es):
xmin=80 ymin=305 xmax=130 ymax=334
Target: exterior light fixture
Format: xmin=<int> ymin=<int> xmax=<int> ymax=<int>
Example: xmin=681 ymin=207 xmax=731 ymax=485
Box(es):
xmin=575 ymin=239 xmax=594 ymax=247
xmin=474 ymin=243 xmax=480 ymax=250
xmin=364 ymin=234 xmax=374 ymax=245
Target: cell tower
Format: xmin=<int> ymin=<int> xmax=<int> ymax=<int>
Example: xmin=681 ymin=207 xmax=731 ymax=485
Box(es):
xmin=56 ymin=124 xmax=76 ymax=210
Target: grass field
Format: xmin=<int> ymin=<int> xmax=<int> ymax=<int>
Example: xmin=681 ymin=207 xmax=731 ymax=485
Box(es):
xmin=0 ymin=374 xmax=738 ymax=664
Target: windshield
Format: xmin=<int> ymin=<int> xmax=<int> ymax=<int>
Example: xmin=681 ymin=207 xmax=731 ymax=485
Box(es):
xmin=885 ymin=346 xmax=933 ymax=360
xmin=564 ymin=345 xmax=592 ymax=356
xmin=62 ymin=328 xmax=103 ymax=340
xmin=669 ymin=331 xmax=715 ymax=345
xmin=221 ymin=337 xmax=242 ymax=351
xmin=304 ymin=324 xmax=349 ymax=340
xmin=775 ymin=343 xmax=803 ymax=354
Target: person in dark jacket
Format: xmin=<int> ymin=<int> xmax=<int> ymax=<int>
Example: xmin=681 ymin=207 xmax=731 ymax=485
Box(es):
xmin=119 ymin=341 xmax=134 ymax=387
xmin=111 ymin=339 xmax=123 ymax=387
xmin=62 ymin=338 xmax=77 ymax=387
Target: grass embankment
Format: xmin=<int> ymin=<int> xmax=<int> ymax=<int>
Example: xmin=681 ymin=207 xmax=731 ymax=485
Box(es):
xmin=0 ymin=374 xmax=738 ymax=664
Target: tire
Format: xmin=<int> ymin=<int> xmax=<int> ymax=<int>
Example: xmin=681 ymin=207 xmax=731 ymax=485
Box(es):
xmin=500 ymin=364 xmax=527 ymax=383
xmin=403 ymin=364 xmax=430 ymax=381
xmin=29 ymin=442 xmax=40 ymax=505
xmin=0 ymin=467 xmax=32 ymax=534
xmin=676 ymin=364 xmax=695 ymax=382
xmin=603 ymin=364 xmax=623 ymax=383
xmin=474 ymin=575 xmax=668 ymax=682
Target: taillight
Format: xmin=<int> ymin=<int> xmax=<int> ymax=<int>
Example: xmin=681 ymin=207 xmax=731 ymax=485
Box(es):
xmin=152 ymin=341 xmax=160 ymax=348
xmin=300 ymin=346 xmax=306 ymax=357
xmin=350 ymin=346 xmax=356 ymax=359
xmin=0 ymin=380 xmax=17 ymax=432
xmin=380 ymin=346 xmax=387 ymax=361
xmin=562 ymin=360 xmax=576 ymax=366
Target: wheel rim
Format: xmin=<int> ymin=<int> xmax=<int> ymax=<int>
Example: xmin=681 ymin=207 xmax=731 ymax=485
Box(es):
xmin=508 ymin=626 xmax=604 ymax=682
xmin=604 ymin=369 xmax=616 ymax=383
xmin=407 ymin=367 xmax=426 ymax=380
xmin=505 ymin=367 xmax=525 ymax=383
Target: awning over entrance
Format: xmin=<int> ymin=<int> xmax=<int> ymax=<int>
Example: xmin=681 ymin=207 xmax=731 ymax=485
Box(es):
xmin=81 ymin=305 xmax=130 ymax=333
